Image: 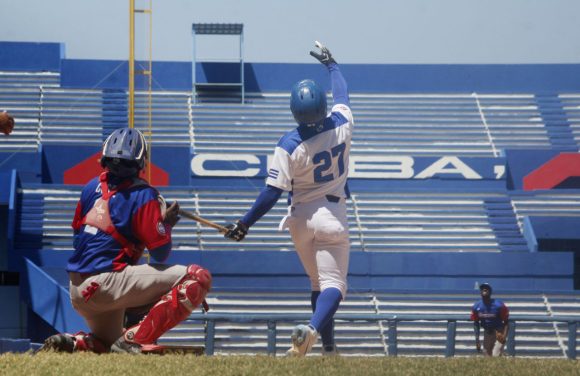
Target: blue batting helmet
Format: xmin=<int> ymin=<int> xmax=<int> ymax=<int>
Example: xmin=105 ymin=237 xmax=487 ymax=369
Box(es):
xmin=479 ymin=283 xmax=492 ymax=294
xmin=290 ymin=79 xmax=327 ymax=125
xmin=100 ymin=127 xmax=148 ymax=177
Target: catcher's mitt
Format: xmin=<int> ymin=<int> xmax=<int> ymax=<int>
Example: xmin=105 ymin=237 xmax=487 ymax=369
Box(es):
xmin=0 ymin=111 xmax=14 ymax=135
xmin=495 ymin=331 xmax=506 ymax=344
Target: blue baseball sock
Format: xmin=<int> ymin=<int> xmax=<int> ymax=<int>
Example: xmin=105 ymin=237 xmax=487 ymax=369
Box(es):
xmin=311 ymin=292 xmax=336 ymax=348
xmin=310 ymin=288 xmax=342 ymax=347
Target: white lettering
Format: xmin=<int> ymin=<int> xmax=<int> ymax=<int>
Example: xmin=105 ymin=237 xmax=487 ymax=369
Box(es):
xmin=191 ymin=154 xmax=501 ymax=180
xmin=415 ymin=156 xmax=482 ymax=179
xmin=191 ymin=154 xmax=261 ymax=177
xmin=494 ymin=165 xmax=505 ymax=179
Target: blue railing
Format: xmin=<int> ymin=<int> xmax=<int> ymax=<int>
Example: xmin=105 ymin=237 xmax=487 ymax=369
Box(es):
xmin=189 ymin=312 xmax=579 ymax=359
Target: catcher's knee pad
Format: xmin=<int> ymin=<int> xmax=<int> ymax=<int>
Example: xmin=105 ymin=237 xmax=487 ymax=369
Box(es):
xmin=126 ymin=264 xmax=212 ymax=345
xmin=182 ymin=264 xmax=212 ymax=306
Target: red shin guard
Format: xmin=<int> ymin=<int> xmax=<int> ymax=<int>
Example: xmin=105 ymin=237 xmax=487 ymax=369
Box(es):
xmin=125 ymin=264 xmax=212 ymax=345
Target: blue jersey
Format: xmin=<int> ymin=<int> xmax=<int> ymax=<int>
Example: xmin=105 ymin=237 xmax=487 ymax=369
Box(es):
xmin=471 ymin=299 xmax=509 ymax=330
xmin=66 ymin=173 xmax=172 ymax=274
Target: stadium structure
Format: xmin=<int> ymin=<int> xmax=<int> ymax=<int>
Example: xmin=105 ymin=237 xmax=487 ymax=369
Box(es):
xmin=0 ymin=35 xmax=579 ymax=358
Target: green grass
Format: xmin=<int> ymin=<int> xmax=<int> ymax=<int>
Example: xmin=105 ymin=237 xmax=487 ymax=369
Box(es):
xmin=1 ymin=353 xmax=578 ymax=376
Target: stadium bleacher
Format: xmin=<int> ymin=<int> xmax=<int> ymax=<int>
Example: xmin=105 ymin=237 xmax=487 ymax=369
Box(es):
xmin=2 ymin=89 xmax=576 ymax=155
xmin=191 ymin=93 xmax=560 ymax=157
xmin=1 ymin=63 xmax=579 ymax=358
xmin=15 ymin=186 xmax=536 ymax=255
xmin=157 ymin=290 xmax=577 ymax=357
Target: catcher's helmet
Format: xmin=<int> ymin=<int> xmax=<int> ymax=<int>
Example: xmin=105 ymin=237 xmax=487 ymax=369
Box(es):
xmin=479 ymin=283 xmax=493 ymax=294
xmin=100 ymin=127 xmax=147 ymax=178
xmin=290 ymin=79 xmax=327 ymax=126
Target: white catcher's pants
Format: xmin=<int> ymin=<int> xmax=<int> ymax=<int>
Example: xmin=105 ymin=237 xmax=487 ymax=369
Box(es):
xmin=282 ymin=196 xmax=350 ymax=297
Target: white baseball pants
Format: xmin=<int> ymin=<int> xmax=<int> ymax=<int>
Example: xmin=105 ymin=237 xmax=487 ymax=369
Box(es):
xmin=283 ymin=196 xmax=350 ymax=297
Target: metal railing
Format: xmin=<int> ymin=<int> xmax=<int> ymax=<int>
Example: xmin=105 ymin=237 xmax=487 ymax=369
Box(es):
xmin=189 ymin=312 xmax=579 ymax=359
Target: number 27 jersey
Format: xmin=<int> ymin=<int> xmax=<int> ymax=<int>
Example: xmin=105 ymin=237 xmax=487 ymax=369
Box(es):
xmin=266 ymin=104 xmax=354 ymax=204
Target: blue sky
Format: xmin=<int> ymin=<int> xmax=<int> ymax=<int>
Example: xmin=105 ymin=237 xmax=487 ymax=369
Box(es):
xmin=2 ymin=0 xmax=580 ymax=64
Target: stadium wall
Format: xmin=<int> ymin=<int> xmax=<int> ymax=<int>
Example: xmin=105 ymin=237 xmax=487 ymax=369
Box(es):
xmin=1 ymin=41 xmax=579 ymax=297
xmin=524 ymin=216 xmax=580 ymax=289
xmin=31 ymin=146 xmax=580 ymax=194
xmin=19 ymin=249 xmax=575 ymax=292
xmin=3 ymin=42 xmax=580 ymax=93
xmin=0 ymin=41 xmax=63 ymax=72
xmin=60 ymin=60 xmax=580 ymax=93
xmin=0 ymin=286 xmax=24 ymax=338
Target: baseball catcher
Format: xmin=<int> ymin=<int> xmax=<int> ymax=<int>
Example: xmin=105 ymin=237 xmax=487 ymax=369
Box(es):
xmin=0 ymin=111 xmax=14 ymax=135
xmin=471 ymin=283 xmax=510 ymax=356
xmin=40 ymin=127 xmax=212 ymax=353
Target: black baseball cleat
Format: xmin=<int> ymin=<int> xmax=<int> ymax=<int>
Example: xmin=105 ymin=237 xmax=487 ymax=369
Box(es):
xmin=322 ymin=344 xmax=339 ymax=356
xmin=110 ymin=337 xmax=171 ymax=355
xmin=38 ymin=333 xmax=75 ymax=353
xmin=110 ymin=336 xmax=143 ymax=354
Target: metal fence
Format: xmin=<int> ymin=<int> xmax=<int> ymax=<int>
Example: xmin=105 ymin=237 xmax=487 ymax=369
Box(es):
xmin=189 ymin=312 xmax=579 ymax=359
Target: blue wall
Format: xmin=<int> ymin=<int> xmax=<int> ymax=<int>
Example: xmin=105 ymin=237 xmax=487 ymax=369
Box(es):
xmin=244 ymin=63 xmax=580 ymax=94
xmin=21 ymin=249 xmax=575 ymax=292
xmin=525 ymin=216 xmax=580 ymax=289
xmin=0 ymin=152 xmax=42 ymax=184
xmin=60 ymin=59 xmax=191 ymax=91
xmin=0 ymin=171 xmax=13 ymax=205
xmin=60 ymin=60 xmax=580 ymax=93
xmin=3 ymin=42 xmax=580 ymax=93
xmin=528 ymin=217 xmax=580 ymax=241
xmin=0 ymin=170 xmax=17 ymax=270
xmin=0 ymin=41 xmax=63 ymax=72
xmin=25 ymin=144 xmax=508 ymax=190
xmin=0 ymin=287 xmax=23 ymax=338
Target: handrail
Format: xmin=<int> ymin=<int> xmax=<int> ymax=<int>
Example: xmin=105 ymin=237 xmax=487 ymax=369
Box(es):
xmin=189 ymin=312 xmax=580 ymax=359
xmin=192 ymin=312 xmax=580 ymax=322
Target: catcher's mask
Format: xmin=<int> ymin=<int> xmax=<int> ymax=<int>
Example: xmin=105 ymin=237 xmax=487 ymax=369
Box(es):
xmin=290 ymin=79 xmax=327 ymax=126
xmin=100 ymin=127 xmax=148 ymax=178
xmin=479 ymin=283 xmax=492 ymax=294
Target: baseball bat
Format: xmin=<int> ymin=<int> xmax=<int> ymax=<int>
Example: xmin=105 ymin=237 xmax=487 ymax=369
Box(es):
xmin=178 ymin=209 xmax=229 ymax=234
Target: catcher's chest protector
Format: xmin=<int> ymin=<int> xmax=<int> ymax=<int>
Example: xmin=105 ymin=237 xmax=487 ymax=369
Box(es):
xmin=82 ymin=173 xmax=144 ymax=257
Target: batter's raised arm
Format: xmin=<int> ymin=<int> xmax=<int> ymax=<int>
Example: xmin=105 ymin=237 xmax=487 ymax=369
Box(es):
xmin=310 ymin=41 xmax=349 ymax=107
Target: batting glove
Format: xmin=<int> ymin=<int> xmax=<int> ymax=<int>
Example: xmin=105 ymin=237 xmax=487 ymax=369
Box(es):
xmin=310 ymin=41 xmax=337 ymax=66
xmin=224 ymin=220 xmax=248 ymax=242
